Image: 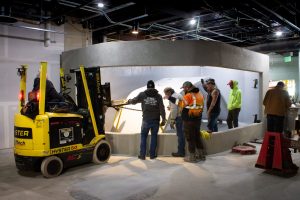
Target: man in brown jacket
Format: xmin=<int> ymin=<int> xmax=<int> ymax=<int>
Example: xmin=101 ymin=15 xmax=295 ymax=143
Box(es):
xmin=263 ymin=81 xmax=291 ymax=133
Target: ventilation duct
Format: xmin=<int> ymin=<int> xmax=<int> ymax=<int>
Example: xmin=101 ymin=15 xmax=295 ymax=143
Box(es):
xmin=0 ymin=5 xmax=18 ymax=23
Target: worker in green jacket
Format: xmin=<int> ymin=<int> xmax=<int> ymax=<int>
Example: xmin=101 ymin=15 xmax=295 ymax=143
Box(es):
xmin=227 ymin=80 xmax=242 ymax=129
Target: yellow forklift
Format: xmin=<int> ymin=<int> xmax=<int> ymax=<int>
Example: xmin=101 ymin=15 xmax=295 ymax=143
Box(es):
xmin=14 ymin=62 xmax=112 ymax=178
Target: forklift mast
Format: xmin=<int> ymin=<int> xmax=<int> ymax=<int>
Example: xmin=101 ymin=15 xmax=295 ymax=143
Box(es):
xmin=74 ymin=67 xmax=111 ymax=135
xmin=17 ymin=65 xmax=28 ymax=111
xmin=60 ymin=68 xmax=66 ymax=93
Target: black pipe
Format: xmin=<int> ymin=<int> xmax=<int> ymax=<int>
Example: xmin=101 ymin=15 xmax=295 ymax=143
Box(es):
xmin=251 ymin=0 xmax=300 ymax=32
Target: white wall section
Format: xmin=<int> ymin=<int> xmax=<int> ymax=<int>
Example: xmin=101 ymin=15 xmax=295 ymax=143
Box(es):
xmin=107 ymin=69 xmax=259 ymax=133
xmin=0 ymin=23 xmax=64 ymax=149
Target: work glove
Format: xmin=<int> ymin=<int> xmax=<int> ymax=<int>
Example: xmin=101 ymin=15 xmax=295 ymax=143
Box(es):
xmin=170 ymin=119 xmax=175 ymax=129
xmin=201 ymin=79 xmax=204 ymax=84
xmin=127 ymin=99 xmax=132 ymax=104
xmin=160 ymin=119 xmax=166 ymax=126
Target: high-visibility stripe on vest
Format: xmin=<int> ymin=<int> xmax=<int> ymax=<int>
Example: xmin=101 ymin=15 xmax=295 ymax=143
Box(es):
xmin=185 ymin=93 xmax=203 ymax=109
xmin=178 ymin=92 xmax=204 ymax=117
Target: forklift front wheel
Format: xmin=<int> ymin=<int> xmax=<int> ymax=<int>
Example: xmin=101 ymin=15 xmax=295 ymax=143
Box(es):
xmin=41 ymin=156 xmax=63 ymax=178
xmin=93 ymin=140 xmax=111 ymax=164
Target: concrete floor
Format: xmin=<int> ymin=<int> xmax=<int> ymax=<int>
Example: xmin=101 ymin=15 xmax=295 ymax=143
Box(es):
xmin=1 ymin=144 xmax=300 ymax=200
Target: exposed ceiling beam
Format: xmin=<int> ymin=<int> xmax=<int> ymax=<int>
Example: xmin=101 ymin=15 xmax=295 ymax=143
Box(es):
xmin=237 ymin=10 xmax=270 ymax=27
xmin=45 ymin=0 xmax=96 ymax=23
xmin=286 ymin=2 xmax=300 ymax=14
xmin=152 ymin=22 xmax=243 ymax=42
xmin=251 ymin=0 xmax=300 ymax=32
xmin=0 ymin=23 xmax=65 ymax=34
xmin=150 ymin=7 xmax=243 ymax=42
xmin=201 ymin=28 xmax=243 ymax=42
xmin=58 ymin=0 xmax=100 ymax=13
xmin=140 ymin=16 xmax=180 ymax=27
xmin=275 ymin=0 xmax=296 ymax=15
xmin=93 ymin=14 xmax=149 ymax=32
xmin=150 ymin=23 xmax=216 ymax=41
xmin=81 ymin=2 xmax=136 ymax=22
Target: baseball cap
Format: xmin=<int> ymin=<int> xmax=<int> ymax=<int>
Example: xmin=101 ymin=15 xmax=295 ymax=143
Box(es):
xmin=181 ymin=81 xmax=193 ymax=89
xmin=206 ymin=78 xmax=215 ymax=85
xmin=227 ymin=80 xmax=233 ymax=85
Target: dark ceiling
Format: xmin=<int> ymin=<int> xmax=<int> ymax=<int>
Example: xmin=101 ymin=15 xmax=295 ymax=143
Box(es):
xmin=1 ymin=0 xmax=300 ymax=54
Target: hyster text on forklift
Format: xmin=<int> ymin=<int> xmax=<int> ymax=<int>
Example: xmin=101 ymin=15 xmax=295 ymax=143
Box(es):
xmin=14 ymin=62 xmax=117 ymax=178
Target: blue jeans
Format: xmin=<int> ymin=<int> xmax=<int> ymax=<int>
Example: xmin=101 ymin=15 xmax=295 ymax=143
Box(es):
xmin=207 ymin=112 xmax=220 ymax=132
xmin=140 ymin=119 xmax=160 ymax=157
xmin=175 ymin=117 xmax=185 ymax=154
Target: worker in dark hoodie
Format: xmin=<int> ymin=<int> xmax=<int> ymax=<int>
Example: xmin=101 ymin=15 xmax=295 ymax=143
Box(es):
xmin=127 ymin=80 xmax=166 ymax=160
xmin=166 ymin=81 xmax=205 ymax=162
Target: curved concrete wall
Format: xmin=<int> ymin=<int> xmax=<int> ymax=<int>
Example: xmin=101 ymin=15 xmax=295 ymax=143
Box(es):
xmin=106 ymin=123 xmax=263 ymax=155
xmin=61 ymin=40 xmax=269 ymax=155
xmin=62 ymin=40 xmax=268 ymax=72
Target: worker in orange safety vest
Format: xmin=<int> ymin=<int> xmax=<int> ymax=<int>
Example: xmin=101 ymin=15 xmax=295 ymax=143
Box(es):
xmin=166 ymin=81 xmax=205 ymax=162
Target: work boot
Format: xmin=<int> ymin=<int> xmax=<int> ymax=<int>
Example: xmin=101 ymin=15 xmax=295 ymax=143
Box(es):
xmin=138 ymin=155 xmax=145 ymax=160
xmin=184 ymin=153 xmax=197 ymax=163
xmin=172 ymin=152 xmax=185 ymax=157
xmin=291 ymin=163 xmax=299 ymax=170
xmin=195 ymin=148 xmax=206 ymax=161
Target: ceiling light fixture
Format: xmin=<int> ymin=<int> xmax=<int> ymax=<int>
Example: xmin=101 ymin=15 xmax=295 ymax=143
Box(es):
xmin=190 ymin=18 xmax=197 ymax=25
xmin=132 ymin=23 xmax=139 ymax=34
xmin=275 ymin=31 xmax=283 ymax=37
xmin=97 ymin=2 xmax=104 ymax=8
xmin=132 ymin=28 xmax=139 ymax=34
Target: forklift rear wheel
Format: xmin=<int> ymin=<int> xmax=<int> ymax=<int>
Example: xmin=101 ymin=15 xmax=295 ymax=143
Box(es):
xmin=41 ymin=156 xmax=63 ymax=178
xmin=93 ymin=140 xmax=111 ymax=164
